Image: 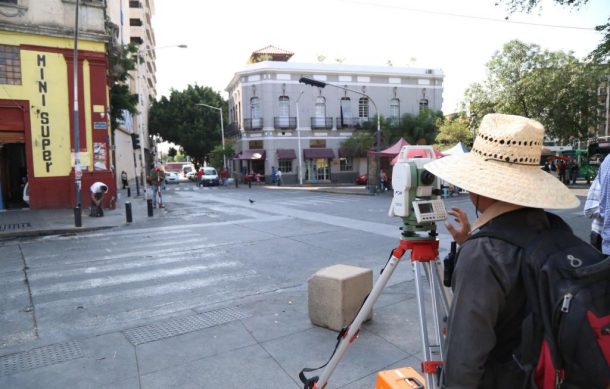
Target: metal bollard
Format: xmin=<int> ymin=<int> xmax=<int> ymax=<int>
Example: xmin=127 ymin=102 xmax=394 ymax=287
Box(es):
xmin=127 ymin=187 xmax=131 ymax=197
xmin=248 ymin=179 xmax=251 ymax=189
xmin=147 ymin=198 xmax=153 ymax=217
xmin=74 ymin=206 xmax=82 ymax=227
xmin=125 ymin=201 xmax=132 ymax=223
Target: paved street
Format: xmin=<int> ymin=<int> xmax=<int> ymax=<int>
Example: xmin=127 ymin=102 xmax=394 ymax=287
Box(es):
xmin=0 ymin=184 xmax=591 ymax=388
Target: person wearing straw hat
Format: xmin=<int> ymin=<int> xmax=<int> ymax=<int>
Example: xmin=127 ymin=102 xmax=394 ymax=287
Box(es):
xmin=424 ymin=113 xmax=579 ymax=388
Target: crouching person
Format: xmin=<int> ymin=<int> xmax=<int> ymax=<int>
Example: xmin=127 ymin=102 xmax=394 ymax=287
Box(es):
xmin=89 ymin=181 xmax=108 ymax=217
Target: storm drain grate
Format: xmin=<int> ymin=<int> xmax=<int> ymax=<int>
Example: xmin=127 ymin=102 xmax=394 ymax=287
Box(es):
xmin=0 ymin=340 xmax=83 ymax=376
xmin=0 ymin=223 xmax=32 ymax=232
xmin=122 ymin=307 xmax=249 ymax=346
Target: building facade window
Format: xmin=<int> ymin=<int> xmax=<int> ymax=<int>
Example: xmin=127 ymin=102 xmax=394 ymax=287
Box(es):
xmin=310 ymin=139 xmax=326 ymax=148
xmin=358 ymin=97 xmax=369 ymax=120
xmin=390 ymin=98 xmax=400 ymax=126
xmin=0 ymin=0 xmax=18 ymax=4
xmin=339 ymin=157 xmax=353 ymax=171
xmin=278 ymin=159 xmax=292 ymax=173
xmin=0 ymin=44 xmax=21 ymax=85
xmin=251 ymin=96 xmax=261 ymax=127
xmin=314 ymin=96 xmax=326 ymax=127
xmin=278 ymin=95 xmax=290 ymax=127
xmin=249 ymin=140 xmax=263 ymax=149
xmin=419 ymin=99 xmax=429 ymax=111
xmin=129 ymin=18 xmax=143 ymax=26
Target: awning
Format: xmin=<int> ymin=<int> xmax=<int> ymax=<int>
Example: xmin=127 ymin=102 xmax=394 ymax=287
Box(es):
xmin=276 ymin=149 xmax=296 ymax=160
xmin=303 ymin=148 xmax=335 ymax=159
xmin=237 ymin=149 xmax=266 ymax=160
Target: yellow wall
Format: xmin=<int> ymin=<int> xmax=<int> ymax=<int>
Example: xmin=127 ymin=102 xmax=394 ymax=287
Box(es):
xmin=0 ymin=32 xmax=105 ymax=177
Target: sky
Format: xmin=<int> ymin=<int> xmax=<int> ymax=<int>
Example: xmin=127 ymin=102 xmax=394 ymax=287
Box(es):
xmin=151 ymin=0 xmax=609 ymax=114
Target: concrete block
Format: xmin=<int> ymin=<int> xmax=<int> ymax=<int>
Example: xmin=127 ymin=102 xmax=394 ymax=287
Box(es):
xmin=308 ymin=264 xmax=373 ymax=331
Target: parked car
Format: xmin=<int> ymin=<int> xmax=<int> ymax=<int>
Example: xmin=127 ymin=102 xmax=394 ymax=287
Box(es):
xmin=165 ymin=171 xmax=179 ymax=184
xmin=355 ymin=174 xmax=368 ymax=185
xmin=199 ymin=167 xmax=219 ymax=186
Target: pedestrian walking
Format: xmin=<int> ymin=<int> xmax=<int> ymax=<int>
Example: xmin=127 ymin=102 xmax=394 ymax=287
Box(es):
xmin=149 ymin=166 xmax=165 ymax=208
xmin=275 ymin=169 xmax=282 ymax=186
xmin=569 ymin=160 xmax=579 ymax=185
xmin=584 ymin=174 xmax=603 ymax=250
xmin=424 ymin=113 xmax=579 ymax=388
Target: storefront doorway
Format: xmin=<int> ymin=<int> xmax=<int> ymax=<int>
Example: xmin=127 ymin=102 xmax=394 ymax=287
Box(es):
xmin=305 ymin=158 xmax=330 ymax=182
xmin=0 ymin=143 xmax=28 ymax=208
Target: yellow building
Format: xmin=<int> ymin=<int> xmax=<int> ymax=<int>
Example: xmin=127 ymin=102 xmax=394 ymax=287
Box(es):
xmin=0 ymin=1 xmax=114 ymax=209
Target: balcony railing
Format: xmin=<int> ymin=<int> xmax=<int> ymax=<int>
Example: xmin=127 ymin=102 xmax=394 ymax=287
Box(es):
xmin=335 ymin=117 xmax=365 ymax=129
xmin=244 ymin=118 xmax=264 ymax=131
xmin=273 ymin=116 xmax=297 ymax=129
xmin=226 ymin=122 xmax=240 ymax=137
xmin=310 ymin=117 xmax=333 ymax=130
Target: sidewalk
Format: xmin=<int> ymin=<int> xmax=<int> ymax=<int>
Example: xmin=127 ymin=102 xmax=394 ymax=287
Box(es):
xmin=0 ymin=191 xmax=152 ymax=240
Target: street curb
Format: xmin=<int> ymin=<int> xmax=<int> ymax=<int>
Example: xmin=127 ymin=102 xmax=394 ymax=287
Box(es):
xmin=0 ymin=225 xmax=115 ymax=241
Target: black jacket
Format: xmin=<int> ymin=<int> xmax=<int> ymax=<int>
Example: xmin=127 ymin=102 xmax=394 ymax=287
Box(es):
xmin=442 ymin=208 xmax=561 ymax=389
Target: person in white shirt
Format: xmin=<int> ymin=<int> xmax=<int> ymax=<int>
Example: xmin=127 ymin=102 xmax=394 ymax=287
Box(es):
xmin=89 ymin=181 xmax=108 ymax=217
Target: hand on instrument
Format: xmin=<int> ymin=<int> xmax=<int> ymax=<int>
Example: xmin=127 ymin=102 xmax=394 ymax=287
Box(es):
xmin=445 ymin=207 xmax=471 ymax=245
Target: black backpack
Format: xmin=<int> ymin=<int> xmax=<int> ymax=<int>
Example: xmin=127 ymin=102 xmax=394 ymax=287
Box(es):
xmin=469 ymin=212 xmax=610 ymax=389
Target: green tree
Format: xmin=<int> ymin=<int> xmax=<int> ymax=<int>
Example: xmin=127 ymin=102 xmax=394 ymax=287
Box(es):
xmin=167 ymin=147 xmax=177 ymax=159
xmin=497 ymin=0 xmax=608 ymax=63
xmin=208 ymin=140 xmax=235 ymax=168
xmin=148 ymin=85 xmax=227 ymax=165
xmin=465 ymin=40 xmax=605 ymax=142
xmin=435 ymin=114 xmax=474 ymax=148
xmin=108 ymin=43 xmax=138 ymax=131
xmin=389 ymin=109 xmax=444 ymax=145
xmin=339 ymin=132 xmax=375 ymax=157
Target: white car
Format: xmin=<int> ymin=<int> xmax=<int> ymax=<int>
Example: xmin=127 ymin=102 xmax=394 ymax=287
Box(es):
xmin=199 ymin=167 xmax=219 ymax=186
xmin=165 ymin=171 xmax=179 ymax=184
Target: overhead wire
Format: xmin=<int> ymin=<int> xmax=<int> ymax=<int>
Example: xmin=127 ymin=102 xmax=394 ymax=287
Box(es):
xmin=339 ymin=0 xmax=598 ymax=31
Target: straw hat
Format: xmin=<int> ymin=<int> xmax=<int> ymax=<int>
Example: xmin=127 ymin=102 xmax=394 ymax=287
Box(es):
xmin=425 ymin=113 xmax=579 ymax=209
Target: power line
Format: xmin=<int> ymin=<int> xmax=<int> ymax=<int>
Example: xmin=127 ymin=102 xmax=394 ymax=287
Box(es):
xmin=341 ymin=0 xmax=598 ymax=31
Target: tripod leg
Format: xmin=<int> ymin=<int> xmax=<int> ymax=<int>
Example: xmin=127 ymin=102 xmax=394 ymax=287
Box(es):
xmin=312 ymin=254 xmax=403 ymax=389
xmin=414 ymin=261 xmax=447 ymax=389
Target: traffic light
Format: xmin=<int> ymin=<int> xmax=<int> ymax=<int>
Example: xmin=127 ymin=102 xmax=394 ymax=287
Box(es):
xmin=131 ymin=133 xmax=140 ymax=150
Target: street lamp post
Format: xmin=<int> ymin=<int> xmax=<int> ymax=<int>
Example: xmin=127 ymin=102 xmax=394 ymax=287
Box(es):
xmin=196 ymin=103 xmax=226 ymax=169
xmin=135 ymin=44 xmax=186 ymax=201
xmin=295 ymin=90 xmax=304 ymax=185
xmin=299 ymin=77 xmax=381 ymax=192
xmin=72 ymin=0 xmax=82 ymax=227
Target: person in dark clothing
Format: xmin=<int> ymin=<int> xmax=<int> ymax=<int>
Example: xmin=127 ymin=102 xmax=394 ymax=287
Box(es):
xmin=121 ymin=170 xmax=128 ymax=189
xmin=424 ymin=113 xmax=579 ymax=388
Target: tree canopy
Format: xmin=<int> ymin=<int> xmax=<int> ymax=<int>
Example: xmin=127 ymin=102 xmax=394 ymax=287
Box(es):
xmin=435 ymin=114 xmax=474 ymax=148
xmin=108 ymin=43 xmax=138 ymax=131
xmin=497 ymin=0 xmax=608 ymax=63
xmin=465 ymin=40 xmax=606 ymax=142
xmin=148 ymin=85 xmax=227 ymax=165
xmin=339 ymin=132 xmax=374 ymax=158
xmin=386 ymin=109 xmax=444 ymax=146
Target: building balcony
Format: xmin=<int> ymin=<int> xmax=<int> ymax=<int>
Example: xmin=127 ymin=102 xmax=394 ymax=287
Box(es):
xmin=310 ymin=117 xmax=333 ymax=130
xmin=335 ymin=117 xmax=364 ymax=129
xmin=226 ymin=122 xmax=240 ymax=137
xmin=244 ymin=118 xmax=264 ymax=131
xmin=273 ymin=117 xmax=297 ymax=129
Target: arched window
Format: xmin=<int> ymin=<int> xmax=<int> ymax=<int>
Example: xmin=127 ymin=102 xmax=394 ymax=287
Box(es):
xmin=339 ymin=97 xmax=352 ymax=128
xmin=250 ymin=97 xmax=261 ymax=128
xmin=314 ymin=96 xmax=326 ymax=128
xmin=390 ymin=98 xmax=400 ymax=126
xmin=278 ymin=95 xmax=290 ymax=127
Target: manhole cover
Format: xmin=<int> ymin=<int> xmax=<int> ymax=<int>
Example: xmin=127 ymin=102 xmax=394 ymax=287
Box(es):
xmin=0 ymin=223 xmax=32 ymax=232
